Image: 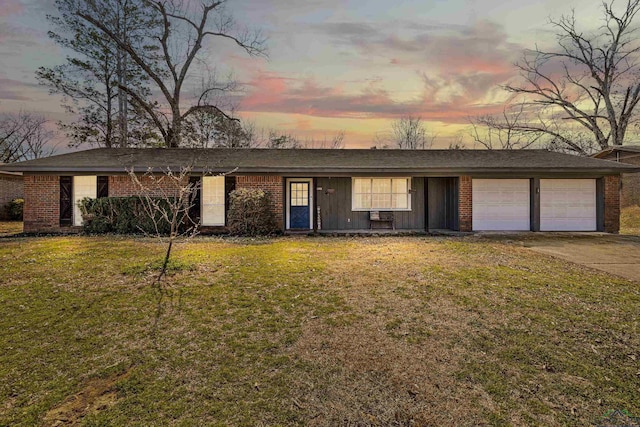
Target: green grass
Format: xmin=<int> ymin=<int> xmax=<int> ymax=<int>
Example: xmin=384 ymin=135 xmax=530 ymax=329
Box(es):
xmin=0 ymin=235 xmax=638 ymax=426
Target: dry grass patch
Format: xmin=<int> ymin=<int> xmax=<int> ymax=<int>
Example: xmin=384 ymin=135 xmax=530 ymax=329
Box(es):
xmin=621 ymin=206 xmax=640 ymax=235
xmin=0 ymin=221 xmax=22 ymax=236
xmin=0 ymin=235 xmax=638 ymax=426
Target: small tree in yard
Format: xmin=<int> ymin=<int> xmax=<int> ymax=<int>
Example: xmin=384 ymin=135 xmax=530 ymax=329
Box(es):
xmin=227 ymin=188 xmax=277 ymax=236
xmin=127 ymin=166 xmax=200 ymax=288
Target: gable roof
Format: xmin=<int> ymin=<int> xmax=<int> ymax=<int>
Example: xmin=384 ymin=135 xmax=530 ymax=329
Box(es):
xmin=0 ymin=147 xmax=637 ymax=175
xmin=592 ymin=145 xmax=640 ymax=158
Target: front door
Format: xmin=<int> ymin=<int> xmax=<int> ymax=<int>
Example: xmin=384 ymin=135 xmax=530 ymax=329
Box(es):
xmin=289 ymin=181 xmax=310 ymax=229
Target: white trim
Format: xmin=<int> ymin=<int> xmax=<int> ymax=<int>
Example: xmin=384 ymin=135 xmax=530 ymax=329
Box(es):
xmin=351 ymin=177 xmax=412 ymax=211
xmin=285 ymin=178 xmax=313 ymax=230
xmin=201 ymin=176 xmax=225 ymax=226
xmin=73 ymin=175 xmax=97 ymax=226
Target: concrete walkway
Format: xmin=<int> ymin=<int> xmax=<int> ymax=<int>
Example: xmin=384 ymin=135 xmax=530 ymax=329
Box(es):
xmin=522 ymin=234 xmax=640 ymax=282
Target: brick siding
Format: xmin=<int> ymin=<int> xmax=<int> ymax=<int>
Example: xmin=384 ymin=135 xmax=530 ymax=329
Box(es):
xmin=235 ymin=176 xmax=284 ymax=230
xmin=458 ymin=176 xmax=472 ymax=232
xmin=109 ymin=175 xmax=187 ymax=198
xmin=604 ymin=175 xmax=621 ymax=234
xmin=23 ymin=175 xmax=61 ymax=233
xmin=0 ymin=175 xmax=23 ymax=219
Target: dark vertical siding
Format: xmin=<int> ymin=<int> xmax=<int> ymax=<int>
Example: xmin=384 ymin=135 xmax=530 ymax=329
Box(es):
xmin=530 ymin=178 xmax=540 ymax=231
xmin=427 ymin=177 xmax=458 ymax=230
xmin=316 ymin=177 xmax=425 ymax=230
xmin=596 ymin=177 xmax=605 ymax=232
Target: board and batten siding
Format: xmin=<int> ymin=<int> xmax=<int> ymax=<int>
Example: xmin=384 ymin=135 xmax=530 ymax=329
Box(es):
xmin=315 ymin=177 xmax=425 ymax=230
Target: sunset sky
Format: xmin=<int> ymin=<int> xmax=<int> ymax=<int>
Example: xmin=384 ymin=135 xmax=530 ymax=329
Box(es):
xmin=0 ymin=0 xmax=607 ymax=149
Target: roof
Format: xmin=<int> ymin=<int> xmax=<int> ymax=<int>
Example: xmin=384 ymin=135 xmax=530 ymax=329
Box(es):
xmin=592 ymin=145 xmax=640 ymax=158
xmin=0 ymin=164 xmax=22 ymax=177
xmin=0 ymin=148 xmax=637 ymax=175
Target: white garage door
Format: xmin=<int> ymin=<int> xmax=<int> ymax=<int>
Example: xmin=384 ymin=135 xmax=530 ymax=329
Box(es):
xmin=540 ymin=179 xmax=596 ymax=231
xmin=472 ymin=179 xmax=530 ymax=231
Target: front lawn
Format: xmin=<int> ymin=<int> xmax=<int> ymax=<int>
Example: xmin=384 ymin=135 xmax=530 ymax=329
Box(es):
xmin=0 ymin=235 xmax=638 ymax=426
xmin=621 ymin=205 xmax=640 ymax=235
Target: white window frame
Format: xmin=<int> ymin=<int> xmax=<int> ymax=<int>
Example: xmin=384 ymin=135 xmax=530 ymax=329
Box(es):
xmin=201 ymin=176 xmax=226 ymax=226
xmin=351 ymin=177 xmax=412 ymax=211
xmin=73 ymin=175 xmax=97 ymax=226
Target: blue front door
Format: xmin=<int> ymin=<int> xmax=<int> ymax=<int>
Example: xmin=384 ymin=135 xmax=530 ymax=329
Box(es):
xmin=289 ymin=181 xmax=310 ymax=229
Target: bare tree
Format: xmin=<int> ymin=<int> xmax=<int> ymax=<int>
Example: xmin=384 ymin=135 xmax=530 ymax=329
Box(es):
xmin=76 ymin=0 xmax=267 ymax=148
xmin=388 ymin=115 xmax=435 ymax=149
xmin=0 ymin=112 xmax=56 ymax=163
xmin=303 ymin=131 xmax=346 ymax=149
xmin=469 ymin=102 xmax=547 ymax=149
xmin=447 ymin=132 xmax=467 ymax=150
xmin=504 ymin=0 xmax=640 ymax=154
xmin=127 ymin=166 xmax=200 ymax=287
xmin=182 ymin=109 xmax=255 ymax=148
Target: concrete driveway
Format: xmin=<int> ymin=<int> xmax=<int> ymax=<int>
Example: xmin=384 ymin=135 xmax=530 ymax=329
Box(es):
xmin=520 ymin=234 xmax=640 ymax=282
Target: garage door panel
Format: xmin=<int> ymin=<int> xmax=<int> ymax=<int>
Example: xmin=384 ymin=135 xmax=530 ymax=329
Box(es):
xmin=472 ymin=179 xmax=530 ymax=231
xmin=540 ymin=179 xmax=596 ymax=231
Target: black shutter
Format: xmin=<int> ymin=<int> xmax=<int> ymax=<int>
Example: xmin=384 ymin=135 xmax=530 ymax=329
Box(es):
xmin=225 ymin=176 xmax=236 ymax=223
xmin=59 ymin=176 xmax=73 ymax=226
xmin=188 ymin=176 xmax=201 ymax=226
xmin=97 ymin=176 xmax=109 ymax=198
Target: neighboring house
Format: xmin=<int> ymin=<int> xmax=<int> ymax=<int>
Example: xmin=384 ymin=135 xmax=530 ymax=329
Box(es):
xmin=0 ymin=148 xmax=637 ymax=234
xmin=592 ymin=145 xmax=640 ymax=207
xmin=0 ymin=168 xmax=24 ymax=220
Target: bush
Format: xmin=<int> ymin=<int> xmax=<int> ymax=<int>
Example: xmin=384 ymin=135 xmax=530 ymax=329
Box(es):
xmin=227 ymin=188 xmax=278 ymax=236
xmin=80 ymin=197 xmax=176 ymax=235
xmin=6 ymin=198 xmax=24 ymax=221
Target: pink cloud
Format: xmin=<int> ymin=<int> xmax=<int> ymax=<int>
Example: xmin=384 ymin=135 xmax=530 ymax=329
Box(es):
xmin=0 ymin=0 xmax=23 ymax=16
xmin=238 ymin=68 xmax=507 ymax=123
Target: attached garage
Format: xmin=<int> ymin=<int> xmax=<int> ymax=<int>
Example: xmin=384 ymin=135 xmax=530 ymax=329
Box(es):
xmin=540 ymin=179 xmax=596 ymax=231
xmin=472 ymin=179 xmax=530 ymax=231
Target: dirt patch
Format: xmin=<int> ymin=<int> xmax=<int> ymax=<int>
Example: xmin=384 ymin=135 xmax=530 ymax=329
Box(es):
xmin=42 ymin=369 xmax=131 ymax=426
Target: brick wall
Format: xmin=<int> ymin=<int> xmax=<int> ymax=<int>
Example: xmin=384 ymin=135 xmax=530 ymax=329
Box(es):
xmin=458 ymin=176 xmax=472 ymax=232
xmin=236 ymin=176 xmax=284 ymax=230
xmin=0 ymin=175 xmax=23 ymax=219
xmin=604 ymin=175 xmax=621 ymax=234
xmin=109 ymin=175 xmax=187 ymax=198
xmin=596 ymin=151 xmax=640 ymax=207
xmin=23 ymin=175 xmax=60 ymax=233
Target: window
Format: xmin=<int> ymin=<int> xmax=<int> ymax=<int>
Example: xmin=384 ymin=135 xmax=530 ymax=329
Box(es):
xmin=73 ymin=176 xmax=97 ymax=226
xmin=352 ymin=178 xmax=411 ymax=211
xmin=201 ymin=176 xmax=225 ymax=226
xmin=290 ymin=182 xmax=309 ymax=206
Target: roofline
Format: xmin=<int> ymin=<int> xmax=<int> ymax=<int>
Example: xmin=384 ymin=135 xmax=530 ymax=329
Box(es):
xmin=592 ymin=146 xmax=640 ymax=158
xmin=3 ymin=165 xmax=638 ymax=174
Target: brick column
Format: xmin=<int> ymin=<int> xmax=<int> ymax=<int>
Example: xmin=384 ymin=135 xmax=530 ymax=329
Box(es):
xmin=458 ymin=176 xmax=472 ymax=232
xmin=604 ymin=175 xmax=620 ymax=234
xmin=236 ymin=176 xmax=284 ymax=230
xmin=23 ymin=175 xmax=60 ymax=233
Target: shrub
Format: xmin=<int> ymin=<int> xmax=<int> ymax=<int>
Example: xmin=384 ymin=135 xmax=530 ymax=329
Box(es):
xmin=227 ymin=188 xmax=278 ymax=236
xmin=7 ymin=198 xmax=24 ymax=221
xmin=80 ymin=197 xmax=177 ymax=235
